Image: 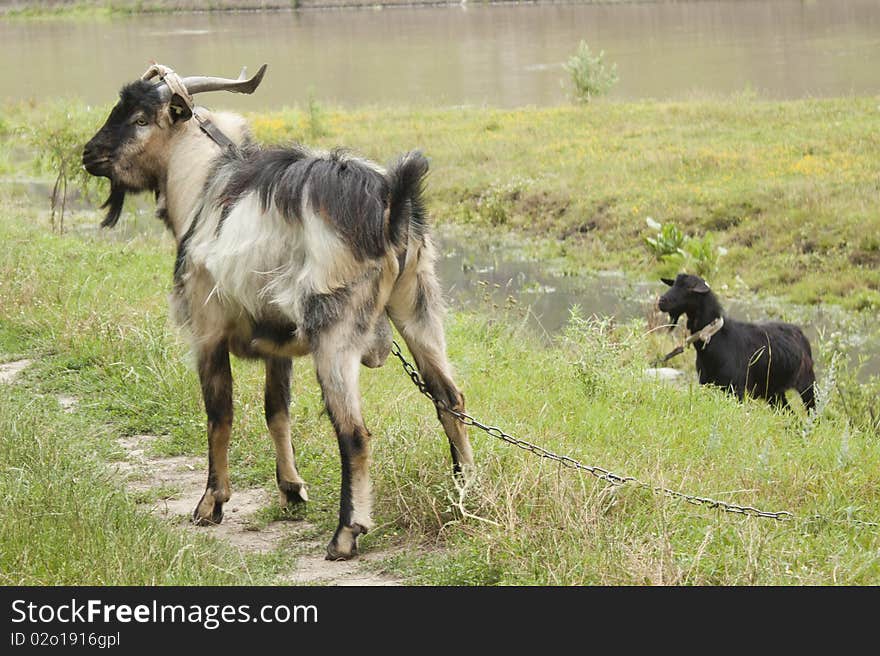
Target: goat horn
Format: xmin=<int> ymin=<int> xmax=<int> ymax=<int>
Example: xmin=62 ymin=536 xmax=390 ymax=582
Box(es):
xmin=179 ymin=64 xmax=268 ymax=96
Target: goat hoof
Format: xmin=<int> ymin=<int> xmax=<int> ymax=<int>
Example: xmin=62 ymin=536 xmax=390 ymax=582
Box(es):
xmin=192 ymin=493 xmax=224 ymax=526
xmin=278 ymin=480 xmax=309 ymax=506
xmin=324 ymin=524 xmax=365 ymax=560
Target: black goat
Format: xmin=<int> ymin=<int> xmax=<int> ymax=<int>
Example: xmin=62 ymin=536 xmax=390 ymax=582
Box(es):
xmin=658 ymin=274 xmax=816 ymax=410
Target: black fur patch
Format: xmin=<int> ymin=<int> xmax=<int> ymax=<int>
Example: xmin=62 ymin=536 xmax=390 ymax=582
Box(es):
xmin=217 ymin=147 xmax=393 ymax=261
xmin=264 ymin=357 xmax=292 ymax=423
xmin=301 ymin=286 xmax=353 ymax=339
xmin=156 ymin=205 xmax=172 ymax=231
xmin=173 ymin=210 xmax=201 ymax=287
xmin=253 ymin=320 xmax=298 ymax=346
xmin=99 ymin=182 xmax=127 ymax=228
xmin=197 ymin=342 xmax=233 ymax=426
xmin=216 ymin=201 xmax=234 ymax=236
xmin=116 ymin=81 xmax=166 ymax=121
xmin=387 ymin=151 xmax=429 ymax=247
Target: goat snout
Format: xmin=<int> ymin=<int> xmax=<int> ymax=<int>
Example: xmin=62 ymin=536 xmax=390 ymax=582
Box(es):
xmin=82 ymin=143 xmax=112 ymax=175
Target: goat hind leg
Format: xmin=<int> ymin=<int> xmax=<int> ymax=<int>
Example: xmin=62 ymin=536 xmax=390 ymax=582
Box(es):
xmin=314 ymin=345 xmax=372 ymax=560
xmin=388 ymin=283 xmax=473 ymax=473
xmin=265 ymin=356 xmax=308 ymax=506
xmin=193 ymin=341 xmax=233 ymax=526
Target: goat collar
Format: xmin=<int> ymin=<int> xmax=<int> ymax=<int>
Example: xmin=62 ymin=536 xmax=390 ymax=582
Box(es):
xmin=652 ymin=316 xmax=724 ymax=366
xmin=192 ymin=110 xmax=236 ymax=152
xmin=686 ymin=317 xmax=724 ymax=348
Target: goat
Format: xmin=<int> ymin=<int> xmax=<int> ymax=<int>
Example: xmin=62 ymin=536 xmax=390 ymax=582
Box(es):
xmin=658 ymin=273 xmax=816 ymax=411
xmin=82 ymin=64 xmax=473 ymax=560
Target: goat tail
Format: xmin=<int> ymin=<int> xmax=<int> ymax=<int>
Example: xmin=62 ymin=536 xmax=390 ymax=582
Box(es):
xmin=387 ymin=150 xmax=429 ymax=247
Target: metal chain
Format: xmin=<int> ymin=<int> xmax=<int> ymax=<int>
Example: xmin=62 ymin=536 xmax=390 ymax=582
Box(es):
xmin=391 ymin=340 xmax=801 ymax=521
xmin=392 ymin=341 xmax=879 ymax=529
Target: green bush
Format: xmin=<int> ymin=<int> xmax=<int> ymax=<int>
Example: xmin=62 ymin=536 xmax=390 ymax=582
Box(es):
xmin=644 ymin=218 xmax=686 ymax=258
xmin=306 ymin=90 xmax=327 ymax=140
xmin=564 ymin=40 xmax=619 ymax=103
xmin=644 ymin=217 xmax=726 ymax=277
xmin=22 ymin=101 xmax=105 ymax=233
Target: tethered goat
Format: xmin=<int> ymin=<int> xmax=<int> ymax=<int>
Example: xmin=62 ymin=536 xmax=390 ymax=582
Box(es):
xmin=658 ymin=273 xmax=816 ymax=411
xmin=82 ymin=64 xmax=473 ymax=559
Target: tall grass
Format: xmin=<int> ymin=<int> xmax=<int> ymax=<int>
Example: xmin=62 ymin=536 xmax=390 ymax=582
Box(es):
xmin=1 ymin=204 xmax=878 ymax=584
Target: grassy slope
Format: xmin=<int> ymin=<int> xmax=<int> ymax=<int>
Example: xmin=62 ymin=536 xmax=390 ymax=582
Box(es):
xmin=1 ymin=97 xmax=879 ymax=584
xmin=1 ymin=196 xmax=878 ymax=585
xmin=4 ymin=97 xmax=879 ymax=310
xmin=279 ymin=98 xmax=879 ymax=311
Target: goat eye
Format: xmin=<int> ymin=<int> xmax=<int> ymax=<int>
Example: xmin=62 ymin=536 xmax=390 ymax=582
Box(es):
xmin=135 ymin=118 xmax=148 ymax=127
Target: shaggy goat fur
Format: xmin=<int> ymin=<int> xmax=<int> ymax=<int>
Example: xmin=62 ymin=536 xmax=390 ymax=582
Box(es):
xmin=83 ymin=75 xmax=473 ymax=560
xmin=658 ymin=274 xmax=816 ymax=410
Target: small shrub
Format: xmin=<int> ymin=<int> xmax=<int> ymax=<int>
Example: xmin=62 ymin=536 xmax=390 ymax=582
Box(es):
xmin=23 ymin=102 xmax=104 ymax=233
xmin=564 ymin=40 xmax=618 ymax=103
xmin=306 ymin=90 xmax=327 ymax=140
xmin=469 ymin=177 xmax=534 ymax=227
xmin=678 ymin=232 xmax=725 ymax=278
xmin=644 ymin=217 xmax=685 ymax=258
xmin=644 ymin=217 xmax=726 ymax=277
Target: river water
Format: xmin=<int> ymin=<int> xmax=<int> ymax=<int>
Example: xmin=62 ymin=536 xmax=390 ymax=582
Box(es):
xmin=433 ymin=227 xmax=880 ymax=379
xmin=3 ymin=0 xmax=878 ymax=108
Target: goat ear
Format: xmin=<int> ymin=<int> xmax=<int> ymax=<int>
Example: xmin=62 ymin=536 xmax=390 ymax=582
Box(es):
xmin=661 ymin=277 xmax=675 ymax=287
xmin=693 ymin=280 xmax=711 ymax=294
xmin=168 ymin=93 xmax=193 ymax=123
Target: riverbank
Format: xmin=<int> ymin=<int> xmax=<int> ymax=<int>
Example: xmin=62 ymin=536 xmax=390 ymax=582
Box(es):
xmin=3 ymin=96 xmax=878 ymax=311
xmin=1 ymin=0 xmax=628 ymax=18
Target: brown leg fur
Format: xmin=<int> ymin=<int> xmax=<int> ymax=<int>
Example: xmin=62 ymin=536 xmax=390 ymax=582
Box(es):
xmin=264 ymin=356 xmax=309 ymax=506
xmin=313 ymin=340 xmax=373 ymax=560
xmin=192 ymin=340 xmax=233 ymax=526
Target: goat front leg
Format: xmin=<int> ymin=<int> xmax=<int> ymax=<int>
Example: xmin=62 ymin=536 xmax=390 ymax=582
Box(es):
xmin=769 ymin=392 xmax=790 ymax=411
xmin=192 ymin=341 xmax=233 ymax=526
xmin=314 ymin=344 xmax=372 ymax=560
xmin=265 ymin=356 xmax=309 ymax=506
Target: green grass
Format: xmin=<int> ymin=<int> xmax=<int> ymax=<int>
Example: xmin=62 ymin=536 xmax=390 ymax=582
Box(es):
xmin=248 ymin=98 xmax=880 ymax=311
xmin=1 ymin=191 xmax=879 ymax=584
xmin=0 ymin=385 xmax=276 ymax=585
xmin=4 ymin=96 xmax=878 ymax=310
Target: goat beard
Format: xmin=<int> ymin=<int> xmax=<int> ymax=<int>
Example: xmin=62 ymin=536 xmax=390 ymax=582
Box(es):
xmin=100 ymin=181 xmax=127 ymax=228
xmin=667 ymin=312 xmax=681 ymax=332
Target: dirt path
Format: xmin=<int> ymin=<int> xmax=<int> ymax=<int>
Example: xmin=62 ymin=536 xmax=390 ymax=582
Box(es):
xmin=2 ymin=356 xmax=406 ymax=585
xmin=115 ymin=434 xmax=406 ymax=586
xmin=0 ymin=358 xmax=32 ymax=384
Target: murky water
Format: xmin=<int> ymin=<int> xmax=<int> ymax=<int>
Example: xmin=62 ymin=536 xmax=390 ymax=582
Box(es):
xmin=3 ymin=0 xmax=878 ymax=108
xmin=434 ymin=227 xmax=880 ymax=380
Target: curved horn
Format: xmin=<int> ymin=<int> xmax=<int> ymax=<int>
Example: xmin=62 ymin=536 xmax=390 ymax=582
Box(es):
xmin=180 ymin=64 xmax=268 ymax=96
